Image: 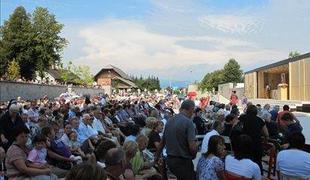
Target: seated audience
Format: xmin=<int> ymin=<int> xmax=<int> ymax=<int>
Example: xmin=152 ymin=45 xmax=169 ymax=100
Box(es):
xmin=193 ymin=108 xmax=206 ymax=135
xmin=122 ymin=141 xmax=137 ymax=180
xmin=27 ymin=135 xmax=48 ymax=168
xmin=281 ymin=113 xmax=303 ymax=144
xmin=41 ymin=126 xmax=76 ymax=176
xmin=131 ymin=134 xmax=155 ymax=175
xmin=77 ymin=114 xmax=98 ymax=144
xmin=61 ymin=123 xmax=72 ymax=146
xmin=147 ymin=121 xmax=163 ymax=153
xmin=222 ymin=114 xmax=235 ymax=136
xmin=0 ymin=104 xmax=26 ymax=151
xmin=68 ymin=131 xmax=85 ymax=157
xmin=66 ymin=162 xmax=106 ymax=180
xmin=95 ymin=139 xmax=117 ymax=168
xmin=277 ymin=132 xmax=310 ymax=178
xmin=225 ymin=134 xmax=261 ymax=180
xmin=124 ymin=124 xmax=140 ymax=143
xmin=197 ymin=135 xmax=225 ymax=180
xmin=105 ymin=148 xmax=127 ymax=180
xmin=5 ymin=125 xmax=56 ymax=180
xmin=201 ymin=121 xmax=223 ymax=153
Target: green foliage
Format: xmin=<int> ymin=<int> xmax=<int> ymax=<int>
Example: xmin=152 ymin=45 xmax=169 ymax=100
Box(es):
xmin=132 ymin=75 xmax=160 ymax=91
xmin=7 ymin=59 xmax=20 ymax=80
xmin=199 ymin=59 xmax=243 ymax=91
xmin=0 ymin=6 xmax=67 ymax=80
xmin=0 ymin=6 xmax=34 ymax=79
xmin=60 ymin=61 xmax=94 ymax=85
xmin=222 ymin=59 xmax=243 ymax=84
xmin=288 ymin=51 xmax=301 ymax=58
xmin=73 ymin=65 xmax=94 ymax=86
xmin=32 ymin=7 xmax=67 ymax=78
xmin=199 ymin=70 xmax=224 ymax=91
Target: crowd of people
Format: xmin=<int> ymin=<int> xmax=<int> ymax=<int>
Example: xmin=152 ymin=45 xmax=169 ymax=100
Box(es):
xmin=0 ymin=91 xmax=309 ymax=180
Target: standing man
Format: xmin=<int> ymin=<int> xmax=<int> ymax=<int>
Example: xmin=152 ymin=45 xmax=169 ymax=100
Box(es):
xmin=265 ymin=84 xmax=271 ymax=99
xmin=157 ymin=100 xmax=197 ymax=180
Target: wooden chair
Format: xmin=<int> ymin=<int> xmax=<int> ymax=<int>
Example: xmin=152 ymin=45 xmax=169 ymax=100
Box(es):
xmin=262 ymin=141 xmax=277 ymax=178
xmin=224 ymin=171 xmax=251 ymax=180
xmin=302 ymin=144 xmax=310 ymax=153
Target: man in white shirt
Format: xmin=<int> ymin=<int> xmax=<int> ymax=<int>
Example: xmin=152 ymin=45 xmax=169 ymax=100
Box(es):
xmin=77 ymin=114 xmax=98 ymax=144
xmin=277 ymin=132 xmax=310 ymax=178
xmin=91 ymin=110 xmax=106 ymax=134
xmin=27 ymin=101 xmax=39 ymax=122
xmin=201 ymin=120 xmax=224 ymax=153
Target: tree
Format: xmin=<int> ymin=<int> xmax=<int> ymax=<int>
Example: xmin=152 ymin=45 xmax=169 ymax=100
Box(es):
xmin=0 ymin=6 xmax=67 ymax=80
xmin=199 ymin=59 xmax=243 ymax=91
xmin=32 ymin=7 xmax=67 ymax=79
xmin=0 ymin=6 xmax=34 ymax=79
xmin=7 ymin=59 xmax=20 ymax=80
xmin=222 ymin=59 xmax=243 ymax=84
xmin=132 ymin=75 xmax=161 ymax=91
xmin=199 ymin=70 xmax=224 ymax=91
xmin=73 ymin=65 xmax=94 ymax=86
xmin=289 ymin=51 xmax=300 ymax=58
xmin=61 ymin=61 xmax=94 ymax=85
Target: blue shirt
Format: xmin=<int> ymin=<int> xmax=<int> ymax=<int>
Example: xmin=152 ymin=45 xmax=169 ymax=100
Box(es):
xmin=77 ymin=122 xmax=97 ymax=144
xmin=270 ymin=110 xmax=278 ymax=121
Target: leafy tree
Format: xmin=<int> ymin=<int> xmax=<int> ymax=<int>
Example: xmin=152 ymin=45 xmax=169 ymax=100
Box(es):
xmin=289 ymin=51 xmax=301 ymax=58
xmin=7 ymin=59 xmax=20 ymax=80
xmin=61 ymin=61 xmax=94 ymax=85
xmin=0 ymin=6 xmax=34 ymax=79
xmin=222 ymin=59 xmax=243 ymax=84
xmin=199 ymin=70 xmax=224 ymax=91
xmin=73 ymin=65 xmax=94 ymax=86
xmin=32 ymin=7 xmax=67 ymax=79
xmin=199 ymin=59 xmax=243 ymax=91
xmin=0 ymin=6 xmax=67 ymax=80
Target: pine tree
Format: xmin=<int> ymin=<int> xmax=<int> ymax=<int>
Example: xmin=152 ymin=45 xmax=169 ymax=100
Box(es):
xmin=222 ymin=59 xmax=243 ymax=84
xmin=0 ymin=6 xmax=34 ymax=79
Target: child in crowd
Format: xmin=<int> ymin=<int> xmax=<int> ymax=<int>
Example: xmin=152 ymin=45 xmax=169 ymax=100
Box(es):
xmin=27 ymin=135 xmax=49 ymax=168
xmin=68 ymin=131 xmax=85 ymax=158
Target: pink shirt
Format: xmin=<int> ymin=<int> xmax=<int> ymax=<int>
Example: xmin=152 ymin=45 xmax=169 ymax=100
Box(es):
xmin=27 ymin=148 xmax=47 ymax=165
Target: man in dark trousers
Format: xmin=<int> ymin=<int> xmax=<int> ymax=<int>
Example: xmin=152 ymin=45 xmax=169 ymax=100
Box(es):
xmin=157 ymin=100 xmax=198 ymax=180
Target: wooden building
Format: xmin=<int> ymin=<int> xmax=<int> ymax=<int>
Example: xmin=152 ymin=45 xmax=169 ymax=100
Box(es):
xmin=244 ymin=52 xmax=310 ymax=101
xmin=94 ymin=65 xmax=137 ymax=91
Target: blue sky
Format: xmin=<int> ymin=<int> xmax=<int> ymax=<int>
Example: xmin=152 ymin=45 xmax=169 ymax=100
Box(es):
xmin=1 ymin=0 xmax=310 ymax=87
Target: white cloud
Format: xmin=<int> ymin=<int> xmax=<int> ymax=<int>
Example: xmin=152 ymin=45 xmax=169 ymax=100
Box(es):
xmin=199 ymin=14 xmax=261 ymax=34
xmin=69 ymin=18 xmax=285 ymax=81
xmin=62 ymin=0 xmax=310 ymax=82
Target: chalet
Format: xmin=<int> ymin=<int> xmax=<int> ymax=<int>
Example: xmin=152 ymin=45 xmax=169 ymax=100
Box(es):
xmin=94 ymin=65 xmax=137 ymax=90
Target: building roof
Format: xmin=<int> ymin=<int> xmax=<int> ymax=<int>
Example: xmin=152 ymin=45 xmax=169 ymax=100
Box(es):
xmin=94 ymin=65 xmax=132 ymax=80
xmin=112 ymin=76 xmax=138 ymax=88
xmin=47 ymin=69 xmax=80 ymax=83
xmin=245 ymin=52 xmax=310 ymax=74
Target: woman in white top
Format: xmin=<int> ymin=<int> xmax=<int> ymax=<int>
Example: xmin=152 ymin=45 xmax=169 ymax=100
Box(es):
xmin=225 ymin=134 xmax=261 ymax=180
